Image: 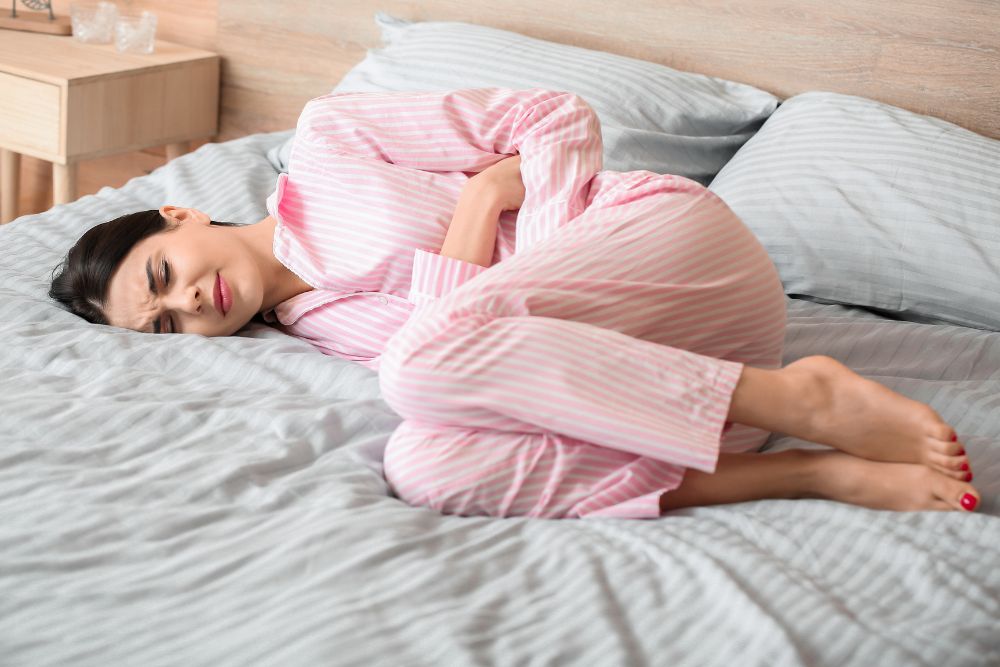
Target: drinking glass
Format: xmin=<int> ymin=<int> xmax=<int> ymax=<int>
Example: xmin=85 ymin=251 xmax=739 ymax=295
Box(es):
xmin=70 ymin=1 xmax=118 ymax=44
xmin=115 ymin=11 xmax=158 ymax=54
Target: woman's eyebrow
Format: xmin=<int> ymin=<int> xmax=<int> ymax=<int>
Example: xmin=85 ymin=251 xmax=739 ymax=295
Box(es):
xmin=144 ymin=256 xmax=161 ymax=333
xmin=146 ymin=257 xmax=159 ymax=296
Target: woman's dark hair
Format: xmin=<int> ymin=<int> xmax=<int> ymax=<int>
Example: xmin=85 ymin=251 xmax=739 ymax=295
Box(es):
xmin=48 ymin=209 xmax=241 ymax=326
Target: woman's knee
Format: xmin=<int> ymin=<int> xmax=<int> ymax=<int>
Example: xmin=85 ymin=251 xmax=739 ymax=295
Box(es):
xmin=378 ymin=318 xmax=438 ymax=421
xmin=378 ymin=310 xmax=495 ymax=421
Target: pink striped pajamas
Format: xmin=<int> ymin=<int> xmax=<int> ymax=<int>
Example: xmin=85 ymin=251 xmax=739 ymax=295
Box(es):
xmin=263 ymin=88 xmax=787 ymax=519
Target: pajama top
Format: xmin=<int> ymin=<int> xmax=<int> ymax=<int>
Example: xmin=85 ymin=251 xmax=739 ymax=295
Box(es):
xmin=262 ymin=87 xmax=603 ymax=373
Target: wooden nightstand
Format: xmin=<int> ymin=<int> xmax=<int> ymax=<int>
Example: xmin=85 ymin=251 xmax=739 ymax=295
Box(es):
xmin=0 ymin=30 xmax=219 ymax=224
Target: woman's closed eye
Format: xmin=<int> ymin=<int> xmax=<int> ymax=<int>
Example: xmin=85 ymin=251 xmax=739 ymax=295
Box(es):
xmin=161 ymin=259 xmax=177 ymax=333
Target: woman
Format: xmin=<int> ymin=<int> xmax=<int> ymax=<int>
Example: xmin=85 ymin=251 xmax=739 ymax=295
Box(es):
xmin=49 ymin=88 xmax=979 ymax=518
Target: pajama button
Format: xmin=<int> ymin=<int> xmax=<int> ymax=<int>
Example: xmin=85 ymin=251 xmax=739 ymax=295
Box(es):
xmin=379 ymin=296 xmax=388 ymax=305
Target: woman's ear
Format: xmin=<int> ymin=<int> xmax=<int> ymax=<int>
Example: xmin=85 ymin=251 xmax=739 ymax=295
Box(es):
xmin=159 ymin=205 xmax=211 ymax=226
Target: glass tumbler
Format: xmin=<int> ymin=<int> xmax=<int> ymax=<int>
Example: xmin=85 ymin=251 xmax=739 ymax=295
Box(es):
xmin=115 ymin=11 xmax=158 ymax=54
xmin=70 ymin=1 xmax=118 ymax=44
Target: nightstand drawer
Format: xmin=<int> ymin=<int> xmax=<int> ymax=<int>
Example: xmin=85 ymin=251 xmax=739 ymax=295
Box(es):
xmin=0 ymin=71 xmax=60 ymax=156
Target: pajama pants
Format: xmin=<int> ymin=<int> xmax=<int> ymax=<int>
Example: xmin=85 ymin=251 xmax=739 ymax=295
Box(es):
xmin=377 ymin=171 xmax=788 ymax=519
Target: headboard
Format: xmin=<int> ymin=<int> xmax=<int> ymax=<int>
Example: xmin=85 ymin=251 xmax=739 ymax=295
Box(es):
xmin=208 ymin=0 xmax=1000 ymax=142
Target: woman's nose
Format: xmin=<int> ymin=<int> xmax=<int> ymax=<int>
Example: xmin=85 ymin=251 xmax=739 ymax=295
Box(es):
xmin=164 ymin=284 xmax=203 ymax=314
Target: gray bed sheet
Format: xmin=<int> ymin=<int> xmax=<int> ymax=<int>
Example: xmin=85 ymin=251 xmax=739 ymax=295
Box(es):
xmin=1 ymin=131 xmax=998 ymax=667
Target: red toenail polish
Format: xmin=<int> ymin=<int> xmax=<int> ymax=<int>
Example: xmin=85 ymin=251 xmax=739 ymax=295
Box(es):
xmin=960 ymin=462 xmax=969 ymax=471
xmin=951 ymin=434 xmax=958 ymax=442
xmin=966 ymin=473 xmax=973 ymax=482
xmin=960 ymin=494 xmax=978 ymax=511
xmin=957 ymin=447 xmax=965 ymax=455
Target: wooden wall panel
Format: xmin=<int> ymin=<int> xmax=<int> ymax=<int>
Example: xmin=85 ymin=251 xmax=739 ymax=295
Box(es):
xmin=213 ymin=0 xmax=1000 ymax=141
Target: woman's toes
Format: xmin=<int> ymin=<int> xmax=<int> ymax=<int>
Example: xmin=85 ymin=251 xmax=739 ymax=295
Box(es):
xmin=935 ymin=467 xmax=971 ymax=482
xmin=932 ymin=474 xmax=980 ymax=512
xmin=958 ymin=490 xmax=980 ymax=512
xmin=927 ymin=429 xmax=964 ymax=456
xmin=925 ymin=450 xmax=971 ymax=477
xmin=929 ymin=422 xmax=954 ymax=443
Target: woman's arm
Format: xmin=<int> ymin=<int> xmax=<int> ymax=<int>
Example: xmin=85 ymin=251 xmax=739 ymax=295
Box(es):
xmin=439 ymin=156 xmax=525 ymax=268
xmin=439 ymin=179 xmax=503 ymax=268
xmin=296 ymin=89 xmax=601 ymax=255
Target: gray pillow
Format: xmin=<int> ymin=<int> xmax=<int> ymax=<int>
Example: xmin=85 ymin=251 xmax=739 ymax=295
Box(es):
xmin=269 ymin=11 xmax=779 ymax=184
xmin=709 ymin=91 xmax=1000 ymax=331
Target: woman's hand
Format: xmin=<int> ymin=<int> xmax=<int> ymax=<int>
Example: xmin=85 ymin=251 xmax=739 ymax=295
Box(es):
xmin=439 ymin=155 xmax=522 ymax=267
xmin=472 ymin=155 xmax=525 ymax=212
xmin=441 ymin=174 xmax=504 ymax=268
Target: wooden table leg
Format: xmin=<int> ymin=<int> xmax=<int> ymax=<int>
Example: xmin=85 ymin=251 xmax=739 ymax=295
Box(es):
xmin=1 ymin=148 xmax=21 ymax=224
xmin=165 ymin=141 xmax=190 ymax=162
xmin=53 ymin=162 xmax=77 ymax=206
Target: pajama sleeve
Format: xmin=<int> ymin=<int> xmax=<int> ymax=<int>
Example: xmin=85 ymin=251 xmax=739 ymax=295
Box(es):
xmin=295 ymin=87 xmax=605 ymax=266
xmin=406 ymin=249 xmax=491 ymax=309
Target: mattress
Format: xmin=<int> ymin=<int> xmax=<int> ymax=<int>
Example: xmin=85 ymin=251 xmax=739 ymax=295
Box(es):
xmin=1 ymin=130 xmax=998 ymax=666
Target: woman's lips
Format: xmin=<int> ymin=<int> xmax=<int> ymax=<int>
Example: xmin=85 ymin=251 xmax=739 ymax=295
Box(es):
xmin=213 ymin=273 xmax=228 ymax=316
xmin=219 ymin=274 xmax=232 ymax=316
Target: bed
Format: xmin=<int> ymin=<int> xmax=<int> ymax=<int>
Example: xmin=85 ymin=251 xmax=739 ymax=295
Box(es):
xmin=2 ymin=3 xmax=999 ymax=666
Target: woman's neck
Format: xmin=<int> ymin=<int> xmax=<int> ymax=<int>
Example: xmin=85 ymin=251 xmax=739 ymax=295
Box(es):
xmin=236 ymin=215 xmax=314 ymax=313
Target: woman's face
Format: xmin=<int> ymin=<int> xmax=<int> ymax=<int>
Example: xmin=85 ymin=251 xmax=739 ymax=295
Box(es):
xmin=105 ymin=206 xmax=264 ymax=337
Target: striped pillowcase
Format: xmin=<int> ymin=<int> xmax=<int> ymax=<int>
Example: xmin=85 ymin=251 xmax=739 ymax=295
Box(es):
xmin=709 ymin=91 xmax=1000 ymax=331
xmin=272 ymin=11 xmax=779 ymax=185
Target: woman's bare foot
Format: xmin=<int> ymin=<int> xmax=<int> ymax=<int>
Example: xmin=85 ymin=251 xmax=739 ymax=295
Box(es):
xmin=783 ymin=356 xmax=971 ymax=479
xmin=807 ymin=450 xmax=980 ymax=512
